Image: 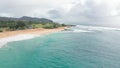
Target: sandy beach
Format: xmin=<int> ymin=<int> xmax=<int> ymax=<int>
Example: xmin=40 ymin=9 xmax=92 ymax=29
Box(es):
xmin=0 ymin=27 xmax=65 ymax=48
xmin=0 ymin=27 xmax=65 ymax=38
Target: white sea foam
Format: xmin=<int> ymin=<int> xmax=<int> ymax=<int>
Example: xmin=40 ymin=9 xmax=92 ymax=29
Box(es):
xmin=75 ymin=25 xmax=120 ymax=31
xmin=0 ymin=34 xmax=38 ymax=48
xmin=73 ymin=29 xmax=91 ymax=32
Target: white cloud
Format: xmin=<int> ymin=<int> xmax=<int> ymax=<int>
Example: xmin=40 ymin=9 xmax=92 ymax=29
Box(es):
xmin=0 ymin=0 xmax=120 ymax=26
xmin=62 ymin=0 xmax=120 ymax=26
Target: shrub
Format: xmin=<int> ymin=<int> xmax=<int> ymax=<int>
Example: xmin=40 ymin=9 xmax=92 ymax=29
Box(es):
xmin=0 ymin=29 xmax=3 ymax=32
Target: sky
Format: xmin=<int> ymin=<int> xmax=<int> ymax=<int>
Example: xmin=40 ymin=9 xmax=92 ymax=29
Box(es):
xmin=0 ymin=0 xmax=120 ymax=26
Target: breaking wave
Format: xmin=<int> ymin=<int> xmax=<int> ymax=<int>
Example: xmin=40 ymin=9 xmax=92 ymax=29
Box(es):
xmin=0 ymin=34 xmax=38 ymax=48
xmin=65 ymin=25 xmax=120 ymax=32
xmin=75 ymin=25 xmax=120 ymax=31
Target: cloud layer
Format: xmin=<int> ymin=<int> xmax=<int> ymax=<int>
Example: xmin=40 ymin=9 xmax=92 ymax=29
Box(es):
xmin=0 ymin=0 xmax=120 ymax=26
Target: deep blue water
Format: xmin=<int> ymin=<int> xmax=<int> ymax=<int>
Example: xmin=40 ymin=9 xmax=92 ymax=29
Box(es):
xmin=0 ymin=25 xmax=120 ymax=68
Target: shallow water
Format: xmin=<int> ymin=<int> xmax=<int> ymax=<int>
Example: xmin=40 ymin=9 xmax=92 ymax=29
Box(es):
xmin=0 ymin=25 xmax=120 ymax=68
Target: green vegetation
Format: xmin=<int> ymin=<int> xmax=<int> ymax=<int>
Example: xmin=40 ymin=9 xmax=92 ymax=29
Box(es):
xmin=43 ymin=23 xmax=61 ymax=29
xmin=0 ymin=20 xmax=66 ymax=32
xmin=0 ymin=29 xmax=3 ymax=32
xmin=32 ymin=24 xmax=43 ymax=29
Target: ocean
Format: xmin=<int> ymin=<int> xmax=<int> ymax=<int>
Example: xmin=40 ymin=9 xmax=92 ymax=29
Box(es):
xmin=0 ymin=25 xmax=120 ymax=68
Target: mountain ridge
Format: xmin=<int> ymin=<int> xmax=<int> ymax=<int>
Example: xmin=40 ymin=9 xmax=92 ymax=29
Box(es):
xmin=0 ymin=16 xmax=53 ymax=22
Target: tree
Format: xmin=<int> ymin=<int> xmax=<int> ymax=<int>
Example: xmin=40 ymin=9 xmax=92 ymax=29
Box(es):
xmin=15 ymin=21 xmax=26 ymax=29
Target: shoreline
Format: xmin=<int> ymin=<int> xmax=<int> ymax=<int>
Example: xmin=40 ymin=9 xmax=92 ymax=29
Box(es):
xmin=0 ymin=27 xmax=65 ymax=48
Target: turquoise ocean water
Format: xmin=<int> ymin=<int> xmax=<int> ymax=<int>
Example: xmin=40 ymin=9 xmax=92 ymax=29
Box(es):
xmin=0 ymin=25 xmax=120 ymax=68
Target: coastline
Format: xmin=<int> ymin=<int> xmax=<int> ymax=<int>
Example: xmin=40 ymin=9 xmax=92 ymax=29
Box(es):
xmin=0 ymin=27 xmax=65 ymax=48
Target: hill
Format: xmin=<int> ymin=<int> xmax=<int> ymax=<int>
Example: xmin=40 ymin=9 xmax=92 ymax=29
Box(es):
xmin=0 ymin=16 xmax=66 ymax=32
xmin=0 ymin=16 xmax=53 ymax=22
